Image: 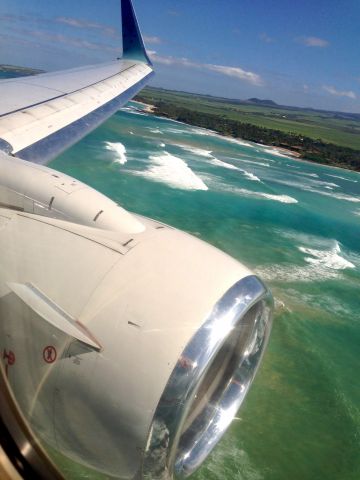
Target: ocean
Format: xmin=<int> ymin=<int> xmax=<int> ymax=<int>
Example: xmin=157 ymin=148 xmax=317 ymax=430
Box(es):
xmin=48 ymin=102 xmax=360 ymax=480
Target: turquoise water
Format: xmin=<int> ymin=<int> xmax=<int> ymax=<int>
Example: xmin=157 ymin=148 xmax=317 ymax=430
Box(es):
xmin=48 ymin=103 xmax=360 ymax=480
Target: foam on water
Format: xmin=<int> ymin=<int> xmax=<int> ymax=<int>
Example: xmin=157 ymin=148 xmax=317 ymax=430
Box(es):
xmin=126 ymin=108 xmax=148 ymax=117
xmin=223 ymin=137 xmax=254 ymax=148
xmin=139 ymin=152 xmax=208 ymax=190
xmin=256 ymin=263 xmax=340 ymax=282
xmin=176 ymin=145 xmax=213 ymax=158
xmin=159 ymin=143 xmax=166 ymax=148
xmin=243 ymin=171 xmax=261 ymax=182
xmin=257 ymin=239 xmax=355 ymax=283
xmin=307 ymin=189 xmax=360 ymax=203
xmin=165 ymin=127 xmax=192 ymax=135
xmin=298 ymin=242 xmax=355 ymax=270
xmin=189 ymin=127 xmax=256 ymax=149
xmin=267 ymin=149 xmax=291 ymax=158
xmin=233 ymin=157 xmax=271 ymax=167
xmin=104 ymin=141 xmax=127 ymax=164
xmin=219 ymin=184 xmax=298 ymax=203
xmin=315 ymin=180 xmax=339 ymax=188
xmin=210 ymin=158 xmax=240 ymax=170
xmin=268 ymin=176 xmax=360 ymax=201
xmin=300 ymin=172 xmax=319 ymax=178
xmin=191 ymin=127 xmax=217 ymax=136
xmin=326 ymin=173 xmax=358 ymax=183
xmin=148 ymin=128 xmax=163 ymax=134
xmin=283 ymin=289 xmax=355 ymax=318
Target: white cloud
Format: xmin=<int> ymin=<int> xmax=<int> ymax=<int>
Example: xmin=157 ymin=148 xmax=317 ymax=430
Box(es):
xmin=148 ymin=52 xmax=264 ymax=86
xmin=21 ymin=28 xmax=119 ymax=53
xmin=297 ymin=36 xmax=329 ymax=47
xmin=143 ymin=35 xmax=162 ymax=45
xmin=56 ymin=16 xmax=117 ymax=37
xmin=322 ymin=85 xmax=356 ymax=99
xmin=259 ymin=32 xmax=275 ymax=43
xmin=205 ymin=64 xmax=263 ymax=86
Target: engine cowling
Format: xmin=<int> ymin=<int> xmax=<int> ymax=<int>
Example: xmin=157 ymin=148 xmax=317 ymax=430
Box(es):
xmin=0 ymin=158 xmax=273 ymax=479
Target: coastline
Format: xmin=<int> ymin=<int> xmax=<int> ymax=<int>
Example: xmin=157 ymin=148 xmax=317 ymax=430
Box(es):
xmin=132 ymin=101 xmax=311 ymax=162
xmin=132 ymin=100 xmax=156 ymax=113
xmin=132 ymin=93 xmax=360 ymax=173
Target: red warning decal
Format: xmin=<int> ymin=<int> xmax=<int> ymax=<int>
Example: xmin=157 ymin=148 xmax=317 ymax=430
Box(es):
xmin=43 ymin=345 xmax=57 ymax=364
xmin=3 ymin=349 xmax=16 ymax=377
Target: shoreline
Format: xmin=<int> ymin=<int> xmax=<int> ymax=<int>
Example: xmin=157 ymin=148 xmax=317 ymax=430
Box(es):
xmin=132 ymin=100 xmax=156 ymax=113
xmin=132 ymin=102 xmax=311 ymax=161
xmin=131 ymin=101 xmax=359 ymax=174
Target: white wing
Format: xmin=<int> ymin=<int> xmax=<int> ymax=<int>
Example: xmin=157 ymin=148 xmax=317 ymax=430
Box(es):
xmin=0 ymin=0 xmax=153 ymax=164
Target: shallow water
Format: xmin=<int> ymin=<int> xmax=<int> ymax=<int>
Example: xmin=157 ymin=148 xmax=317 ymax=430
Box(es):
xmin=48 ymin=102 xmax=360 ymax=480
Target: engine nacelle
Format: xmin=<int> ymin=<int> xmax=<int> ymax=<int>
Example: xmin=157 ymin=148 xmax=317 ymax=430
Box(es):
xmin=0 ymin=157 xmax=273 ymax=479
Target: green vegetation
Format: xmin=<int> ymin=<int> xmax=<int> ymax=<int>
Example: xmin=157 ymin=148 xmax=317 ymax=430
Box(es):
xmin=0 ymin=64 xmax=44 ymax=75
xmin=135 ymin=87 xmax=360 ymax=171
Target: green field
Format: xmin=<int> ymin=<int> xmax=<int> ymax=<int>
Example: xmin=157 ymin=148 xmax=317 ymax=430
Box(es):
xmin=137 ymin=88 xmax=360 ymax=151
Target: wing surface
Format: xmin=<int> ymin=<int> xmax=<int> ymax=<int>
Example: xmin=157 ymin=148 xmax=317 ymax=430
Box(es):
xmin=0 ymin=0 xmax=153 ymax=164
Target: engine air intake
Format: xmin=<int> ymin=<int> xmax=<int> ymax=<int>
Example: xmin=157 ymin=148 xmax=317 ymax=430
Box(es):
xmin=144 ymin=275 xmax=273 ymax=479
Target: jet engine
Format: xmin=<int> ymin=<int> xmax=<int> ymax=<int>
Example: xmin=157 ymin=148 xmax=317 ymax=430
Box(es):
xmin=0 ymin=155 xmax=272 ymax=479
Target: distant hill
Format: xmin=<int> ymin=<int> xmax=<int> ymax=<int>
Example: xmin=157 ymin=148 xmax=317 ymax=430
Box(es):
xmin=143 ymin=86 xmax=360 ymax=121
xmin=246 ymin=98 xmax=278 ymax=107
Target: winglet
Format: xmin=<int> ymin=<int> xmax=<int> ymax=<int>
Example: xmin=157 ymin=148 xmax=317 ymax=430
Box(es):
xmin=121 ymin=0 xmax=152 ymax=65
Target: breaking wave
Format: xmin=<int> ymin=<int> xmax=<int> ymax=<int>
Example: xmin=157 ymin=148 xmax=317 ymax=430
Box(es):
xmin=326 ymin=173 xmax=358 ymax=183
xmin=176 ymin=145 xmax=213 ymax=158
xmin=210 ymin=158 xmax=239 ymax=170
xmin=104 ymin=142 xmax=127 ymax=164
xmin=267 ymin=149 xmax=291 ymax=158
xmin=139 ymin=152 xmax=208 ymax=190
xmin=257 ymin=240 xmax=355 ymax=282
xmin=221 ymin=184 xmax=298 ymax=203
xmin=148 ymin=128 xmax=163 ymax=134
xmin=223 ymin=137 xmax=254 ymax=148
xmin=309 ymin=189 xmax=360 ymax=203
xmin=126 ymin=108 xmax=148 ymax=116
xmin=173 ymin=144 xmax=262 ymax=180
xmin=243 ymin=171 xmax=261 ymax=182
xmin=235 ymin=157 xmax=271 ymax=167
xmin=165 ymin=127 xmax=192 ymax=135
xmin=300 ymin=172 xmax=319 ymax=178
xmin=191 ymin=127 xmax=217 ymax=136
xmin=299 ymin=242 xmax=355 ymax=270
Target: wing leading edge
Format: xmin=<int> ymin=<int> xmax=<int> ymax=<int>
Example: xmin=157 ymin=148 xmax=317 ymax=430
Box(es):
xmin=0 ymin=0 xmax=153 ymax=164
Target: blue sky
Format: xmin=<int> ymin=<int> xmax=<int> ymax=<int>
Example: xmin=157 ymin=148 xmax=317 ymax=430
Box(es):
xmin=1 ymin=0 xmax=359 ymax=112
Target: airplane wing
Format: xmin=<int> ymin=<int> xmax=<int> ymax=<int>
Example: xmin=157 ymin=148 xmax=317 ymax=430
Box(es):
xmin=0 ymin=0 xmax=153 ymax=165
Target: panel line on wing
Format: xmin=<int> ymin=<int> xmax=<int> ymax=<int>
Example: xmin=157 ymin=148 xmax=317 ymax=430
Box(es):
xmin=0 ymin=63 xmax=138 ymax=119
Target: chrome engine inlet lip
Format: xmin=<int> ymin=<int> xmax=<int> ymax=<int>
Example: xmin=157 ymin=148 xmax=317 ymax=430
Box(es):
xmin=143 ymin=275 xmax=273 ymax=480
